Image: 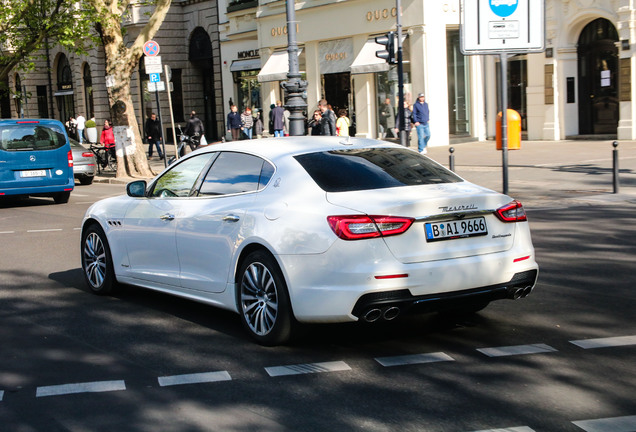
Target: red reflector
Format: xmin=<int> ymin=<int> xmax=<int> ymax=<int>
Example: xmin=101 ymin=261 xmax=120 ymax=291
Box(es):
xmin=374 ymin=274 xmax=409 ymax=280
xmin=513 ymin=256 xmax=530 ymax=263
xmin=64 ymin=188 xmax=73 ymax=191
xmin=16 ymin=121 xmax=39 ymax=124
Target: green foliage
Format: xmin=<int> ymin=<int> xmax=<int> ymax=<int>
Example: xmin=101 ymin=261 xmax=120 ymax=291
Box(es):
xmin=0 ymin=0 xmax=95 ymax=83
xmin=85 ymin=119 xmax=96 ymax=128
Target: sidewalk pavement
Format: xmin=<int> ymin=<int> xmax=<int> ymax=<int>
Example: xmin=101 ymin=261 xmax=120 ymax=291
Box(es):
xmin=94 ymin=138 xmax=636 ymax=210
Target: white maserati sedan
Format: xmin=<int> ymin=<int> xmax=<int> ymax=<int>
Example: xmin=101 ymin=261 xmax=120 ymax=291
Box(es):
xmin=80 ymin=137 xmax=538 ymax=345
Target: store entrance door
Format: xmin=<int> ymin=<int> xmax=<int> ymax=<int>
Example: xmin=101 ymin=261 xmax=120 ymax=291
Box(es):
xmin=322 ymin=72 xmax=351 ymax=115
xmin=577 ymin=18 xmax=619 ymax=135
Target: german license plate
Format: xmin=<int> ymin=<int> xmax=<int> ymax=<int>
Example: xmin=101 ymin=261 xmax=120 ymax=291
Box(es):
xmin=20 ymin=170 xmax=46 ymax=178
xmin=425 ymin=217 xmax=488 ymax=242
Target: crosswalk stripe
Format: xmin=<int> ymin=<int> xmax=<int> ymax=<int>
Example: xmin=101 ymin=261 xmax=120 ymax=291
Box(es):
xmin=470 ymin=427 xmax=536 ymax=432
xmin=375 ymin=352 xmax=455 ymax=367
xmin=570 ymin=335 xmax=636 ymax=349
xmin=36 ymin=380 xmax=126 ymax=398
xmin=266 ymin=361 xmax=351 ymax=377
xmin=572 ymin=415 xmax=636 ymax=432
xmin=477 ymin=343 xmax=557 ymax=357
xmin=158 ymin=371 xmax=231 ymax=387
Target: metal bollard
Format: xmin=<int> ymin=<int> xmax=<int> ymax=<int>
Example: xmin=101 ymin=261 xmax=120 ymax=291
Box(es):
xmin=613 ymin=141 xmax=619 ymax=194
xmin=449 ymin=147 xmax=455 ymax=172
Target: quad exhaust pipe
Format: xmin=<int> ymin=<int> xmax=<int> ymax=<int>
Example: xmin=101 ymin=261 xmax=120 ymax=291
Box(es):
xmin=362 ymin=306 xmax=401 ymax=322
xmin=507 ymin=285 xmax=533 ymax=300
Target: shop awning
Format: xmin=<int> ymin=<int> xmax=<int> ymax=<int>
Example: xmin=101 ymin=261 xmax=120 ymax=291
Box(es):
xmin=257 ymin=49 xmax=302 ymax=82
xmin=350 ymin=39 xmax=390 ymax=75
xmin=230 ymin=58 xmax=261 ymax=72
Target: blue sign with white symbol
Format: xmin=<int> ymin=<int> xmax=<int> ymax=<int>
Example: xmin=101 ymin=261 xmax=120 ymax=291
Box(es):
xmin=149 ymin=73 xmax=161 ymax=83
xmin=489 ymin=0 xmax=518 ymax=17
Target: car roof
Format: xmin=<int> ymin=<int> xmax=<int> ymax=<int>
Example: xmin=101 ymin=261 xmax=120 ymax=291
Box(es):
xmin=197 ymin=136 xmax=404 ymax=160
xmin=0 ymin=118 xmax=65 ymax=127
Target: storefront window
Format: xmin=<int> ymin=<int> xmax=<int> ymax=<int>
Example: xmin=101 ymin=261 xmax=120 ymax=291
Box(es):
xmin=236 ymin=70 xmax=261 ymax=111
xmin=447 ymin=30 xmax=471 ymax=135
xmin=375 ymin=64 xmax=411 ymax=140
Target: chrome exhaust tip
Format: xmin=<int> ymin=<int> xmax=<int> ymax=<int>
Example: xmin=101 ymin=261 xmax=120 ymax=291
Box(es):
xmin=363 ymin=308 xmax=382 ymax=323
xmin=383 ymin=306 xmax=400 ymax=321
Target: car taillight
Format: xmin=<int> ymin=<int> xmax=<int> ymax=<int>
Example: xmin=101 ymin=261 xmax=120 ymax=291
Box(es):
xmin=327 ymin=215 xmax=414 ymax=240
xmin=495 ymin=200 xmax=527 ymax=222
xmin=81 ymin=152 xmax=94 ymax=158
xmin=68 ymin=150 xmax=74 ymax=167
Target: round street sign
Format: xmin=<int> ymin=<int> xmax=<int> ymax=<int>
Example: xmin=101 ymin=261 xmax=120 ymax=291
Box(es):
xmin=143 ymin=40 xmax=160 ymax=57
xmin=489 ymin=0 xmax=519 ymax=18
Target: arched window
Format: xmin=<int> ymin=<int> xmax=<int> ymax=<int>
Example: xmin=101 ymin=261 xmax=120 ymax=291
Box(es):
xmin=83 ymin=63 xmax=94 ymax=118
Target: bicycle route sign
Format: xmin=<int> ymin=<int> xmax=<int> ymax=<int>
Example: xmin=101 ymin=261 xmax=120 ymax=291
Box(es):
xmin=460 ymin=0 xmax=545 ymax=54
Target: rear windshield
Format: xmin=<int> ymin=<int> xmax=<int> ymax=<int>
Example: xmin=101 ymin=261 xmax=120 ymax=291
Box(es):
xmin=0 ymin=123 xmax=67 ymax=152
xmin=294 ymin=147 xmax=462 ymax=192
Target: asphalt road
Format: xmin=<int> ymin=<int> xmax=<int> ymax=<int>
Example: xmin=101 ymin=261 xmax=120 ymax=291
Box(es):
xmin=0 ymin=177 xmax=634 ymax=432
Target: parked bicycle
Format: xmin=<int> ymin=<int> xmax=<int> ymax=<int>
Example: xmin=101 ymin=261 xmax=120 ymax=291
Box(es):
xmin=89 ymin=144 xmax=117 ymax=174
xmin=168 ymin=126 xmax=198 ymax=165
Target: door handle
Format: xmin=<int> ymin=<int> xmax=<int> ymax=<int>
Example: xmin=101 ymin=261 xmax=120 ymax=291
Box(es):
xmin=160 ymin=214 xmax=175 ymax=221
xmin=223 ymin=214 xmax=240 ymax=223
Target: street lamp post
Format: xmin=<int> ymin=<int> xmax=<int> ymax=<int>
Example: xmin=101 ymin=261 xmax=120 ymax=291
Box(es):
xmin=281 ymin=0 xmax=307 ymax=136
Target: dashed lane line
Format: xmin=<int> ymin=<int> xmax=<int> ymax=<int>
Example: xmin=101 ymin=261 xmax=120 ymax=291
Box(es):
xmin=158 ymin=371 xmax=232 ymax=387
xmin=470 ymin=427 xmax=536 ymax=432
xmin=265 ymin=361 xmax=351 ymax=377
xmin=477 ymin=343 xmax=557 ymax=357
xmin=570 ymin=335 xmax=636 ymax=350
xmin=375 ymin=352 xmax=455 ymax=367
xmin=572 ymin=415 xmax=636 ymax=432
xmin=36 ymin=380 xmax=126 ymax=398
xmin=26 ymin=228 xmax=64 ymax=233
xmin=0 ymin=231 xmax=15 ymax=234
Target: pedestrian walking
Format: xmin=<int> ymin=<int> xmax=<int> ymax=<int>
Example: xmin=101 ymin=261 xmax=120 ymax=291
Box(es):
xmin=76 ymin=114 xmax=86 ymax=144
xmin=379 ymin=97 xmax=395 ymax=139
xmin=318 ymin=99 xmax=336 ymax=136
xmin=412 ymin=93 xmax=431 ymax=153
xmin=308 ymin=110 xmax=322 ymax=136
xmin=271 ymin=101 xmax=285 ymax=137
xmin=66 ymin=117 xmax=78 ymax=140
xmin=145 ymin=113 xmax=163 ymax=160
xmin=100 ymin=119 xmax=116 ymax=165
xmin=227 ymin=105 xmax=242 ymax=141
xmin=253 ymin=109 xmax=264 ymax=139
xmin=184 ymin=110 xmax=205 ymax=151
xmin=241 ymin=107 xmax=254 ymax=139
xmin=394 ymin=101 xmax=413 ymax=142
xmin=336 ymin=109 xmax=351 ymax=137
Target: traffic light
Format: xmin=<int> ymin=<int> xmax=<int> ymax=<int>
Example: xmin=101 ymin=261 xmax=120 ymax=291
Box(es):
xmin=375 ymin=32 xmax=396 ymax=64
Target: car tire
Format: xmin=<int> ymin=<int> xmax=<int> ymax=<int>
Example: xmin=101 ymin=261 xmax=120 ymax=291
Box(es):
xmin=53 ymin=191 xmax=70 ymax=204
xmin=79 ymin=176 xmax=94 ymax=185
xmin=237 ymin=251 xmax=294 ymax=346
xmin=81 ymin=224 xmax=116 ymax=295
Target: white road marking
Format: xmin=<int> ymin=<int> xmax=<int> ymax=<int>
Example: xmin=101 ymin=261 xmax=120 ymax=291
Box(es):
xmin=265 ymin=361 xmax=351 ymax=377
xmin=570 ymin=335 xmax=636 ymax=349
xmin=0 ymin=390 xmax=3 ymax=401
xmin=375 ymin=352 xmax=455 ymax=367
xmin=36 ymin=380 xmax=126 ymax=398
xmin=471 ymin=427 xmax=536 ymax=432
xmin=158 ymin=371 xmax=231 ymax=387
xmin=572 ymin=415 xmax=636 ymax=432
xmin=477 ymin=343 xmax=557 ymax=357
xmin=26 ymin=229 xmax=63 ymax=233
xmin=0 ymin=231 xmax=15 ymax=234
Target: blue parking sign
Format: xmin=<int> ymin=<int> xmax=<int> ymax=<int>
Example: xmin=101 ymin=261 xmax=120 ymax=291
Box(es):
xmin=149 ymin=73 xmax=161 ymax=83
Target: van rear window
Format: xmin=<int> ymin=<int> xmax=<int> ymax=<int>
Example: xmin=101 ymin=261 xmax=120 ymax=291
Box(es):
xmin=0 ymin=124 xmax=67 ymax=152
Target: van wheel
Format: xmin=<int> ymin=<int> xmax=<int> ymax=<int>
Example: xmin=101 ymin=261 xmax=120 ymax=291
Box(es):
xmin=53 ymin=191 xmax=70 ymax=204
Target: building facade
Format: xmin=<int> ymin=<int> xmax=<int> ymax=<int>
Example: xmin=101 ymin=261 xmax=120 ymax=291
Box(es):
xmin=3 ymin=0 xmax=633 ymax=145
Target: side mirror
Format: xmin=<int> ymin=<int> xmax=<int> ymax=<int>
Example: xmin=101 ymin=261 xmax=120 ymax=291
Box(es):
xmin=126 ymin=180 xmax=147 ymax=197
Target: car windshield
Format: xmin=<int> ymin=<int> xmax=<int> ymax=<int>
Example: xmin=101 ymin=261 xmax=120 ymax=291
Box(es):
xmin=0 ymin=123 xmax=67 ymax=152
xmin=294 ymin=147 xmax=462 ymax=192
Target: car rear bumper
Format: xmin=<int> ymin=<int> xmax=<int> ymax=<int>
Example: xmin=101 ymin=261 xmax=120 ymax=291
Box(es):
xmin=0 ymin=179 xmax=74 ymax=196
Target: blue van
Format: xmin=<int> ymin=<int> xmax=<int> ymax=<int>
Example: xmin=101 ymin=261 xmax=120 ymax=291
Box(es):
xmin=0 ymin=119 xmax=74 ymax=204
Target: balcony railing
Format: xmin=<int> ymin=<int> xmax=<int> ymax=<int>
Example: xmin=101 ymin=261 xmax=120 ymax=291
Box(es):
xmin=227 ymin=0 xmax=258 ymax=13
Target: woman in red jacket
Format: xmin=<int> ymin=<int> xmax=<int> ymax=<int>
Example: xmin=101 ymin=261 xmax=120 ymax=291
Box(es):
xmin=100 ymin=120 xmax=116 ymax=165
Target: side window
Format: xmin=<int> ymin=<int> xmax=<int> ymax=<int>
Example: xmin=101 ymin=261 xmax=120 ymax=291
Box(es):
xmin=199 ymin=152 xmax=274 ymax=196
xmin=151 ymin=153 xmax=216 ymax=197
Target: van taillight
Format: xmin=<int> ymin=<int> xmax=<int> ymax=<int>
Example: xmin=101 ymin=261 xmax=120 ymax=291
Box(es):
xmin=68 ymin=150 xmax=73 ymax=167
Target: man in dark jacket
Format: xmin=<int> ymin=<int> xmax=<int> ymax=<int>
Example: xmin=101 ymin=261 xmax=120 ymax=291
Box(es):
xmin=145 ymin=113 xmax=163 ymax=159
xmin=412 ymin=93 xmax=430 ymax=154
xmin=318 ymin=99 xmax=336 ymax=136
xmin=271 ymin=101 xmax=285 ymax=137
xmin=184 ymin=110 xmax=205 ymax=150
